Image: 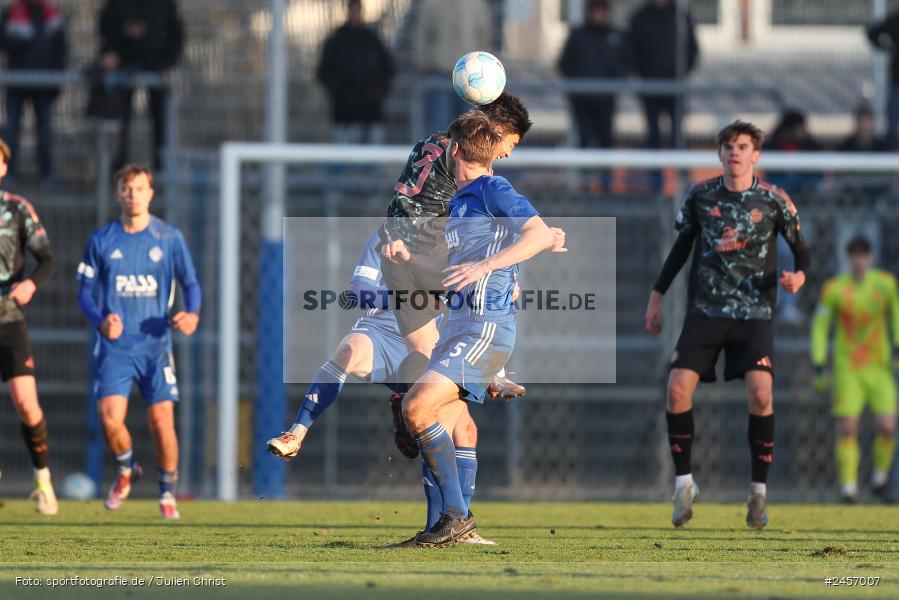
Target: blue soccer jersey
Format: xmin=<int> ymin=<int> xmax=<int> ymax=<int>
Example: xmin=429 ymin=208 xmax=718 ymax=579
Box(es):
xmin=445 ymin=175 xmax=538 ymax=319
xmin=77 ymin=217 xmax=201 ymax=355
xmin=351 ymin=231 xmax=390 ymax=310
xmin=347 ymin=231 xmax=405 ymax=388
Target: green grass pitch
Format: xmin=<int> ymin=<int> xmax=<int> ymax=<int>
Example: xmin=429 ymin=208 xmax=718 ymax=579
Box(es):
xmin=1 ymin=499 xmax=898 ymax=599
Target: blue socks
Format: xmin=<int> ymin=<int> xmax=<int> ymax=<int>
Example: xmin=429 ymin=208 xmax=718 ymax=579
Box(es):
xmin=415 ymin=422 xmax=466 ymax=519
xmin=455 ymin=447 xmax=477 ymax=512
xmin=294 ymin=360 xmax=348 ymax=429
xmin=421 ymin=460 xmax=442 ymax=530
xmin=422 ymin=447 xmax=478 ymax=530
xmin=158 ymin=468 xmax=178 ymax=497
xmin=115 ymin=448 xmax=135 ymax=473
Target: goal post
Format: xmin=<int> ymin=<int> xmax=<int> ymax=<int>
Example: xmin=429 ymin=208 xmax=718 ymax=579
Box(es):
xmin=217 ymin=143 xmax=899 ymax=500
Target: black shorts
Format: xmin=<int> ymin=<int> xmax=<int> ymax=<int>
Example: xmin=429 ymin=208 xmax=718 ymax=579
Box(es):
xmin=0 ymin=320 xmax=35 ymax=381
xmin=380 ymin=258 xmax=446 ymax=337
xmin=670 ymin=313 xmax=773 ymax=383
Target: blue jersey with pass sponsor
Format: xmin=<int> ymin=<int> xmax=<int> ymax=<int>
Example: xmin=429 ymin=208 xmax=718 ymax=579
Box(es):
xmin=77 ymin=217 xmax=200 ymax=354
xmin=445 ymin=175 xmax=538 ymax=319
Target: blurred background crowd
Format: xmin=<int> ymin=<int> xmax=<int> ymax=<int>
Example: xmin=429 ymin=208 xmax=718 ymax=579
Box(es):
xmin=4 ymin=0 xmax=899 ymax=183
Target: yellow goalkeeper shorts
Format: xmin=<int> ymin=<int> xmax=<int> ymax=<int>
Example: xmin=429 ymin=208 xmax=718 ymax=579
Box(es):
xmin=832 ymin=366 xmax=897 ymax=418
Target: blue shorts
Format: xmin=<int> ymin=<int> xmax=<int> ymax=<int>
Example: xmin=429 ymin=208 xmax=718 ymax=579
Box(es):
xmin=93 ymin=346 xmax=179 ymax=405
xmin=427 ymin=317 xmax=516 ymax=403
xmin=351 ymin=309 xmax=406 ymax=392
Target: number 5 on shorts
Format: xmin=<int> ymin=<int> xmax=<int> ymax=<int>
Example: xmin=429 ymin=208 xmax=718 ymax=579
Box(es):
xmin=449 ymin=342 xmax=467 ymax=357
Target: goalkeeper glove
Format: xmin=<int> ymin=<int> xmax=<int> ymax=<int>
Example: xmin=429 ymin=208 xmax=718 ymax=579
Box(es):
xmin=812 ymin=365 xmax=831 ymax=394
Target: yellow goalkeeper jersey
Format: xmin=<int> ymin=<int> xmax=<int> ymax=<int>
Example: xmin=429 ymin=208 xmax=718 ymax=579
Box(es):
xmin=811 ymin=269 xmax=899 ymax=371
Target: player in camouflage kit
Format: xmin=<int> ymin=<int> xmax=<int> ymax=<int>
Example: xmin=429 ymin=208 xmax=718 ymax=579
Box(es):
xmin=811 ymin=236 xmax=899 ymax=503
xmin=0 ymin=138 xmax=57 ymax=515
xmin=379 ymin=94 xmax=532 ymax=456
xmin=646 ymin=120 xmax=810 ymax=529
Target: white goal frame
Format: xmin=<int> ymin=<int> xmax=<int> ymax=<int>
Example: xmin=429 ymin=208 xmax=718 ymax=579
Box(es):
xmin=217 ymin=143 xmax=899 ymax=500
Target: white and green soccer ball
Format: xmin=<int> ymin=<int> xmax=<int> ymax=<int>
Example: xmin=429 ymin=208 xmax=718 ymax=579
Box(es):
xmin=452 ymin=51 xmax=506 ymax=105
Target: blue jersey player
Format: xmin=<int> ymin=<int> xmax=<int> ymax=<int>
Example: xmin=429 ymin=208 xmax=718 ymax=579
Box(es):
xmin=379 ymin=94 xmax=532 ymax=460
xmin=77 ymin=166 xmax=201 ymax=520
xmin=267 ymin=230 xmax=409 ymax=457
xmin=389 ymin=112 xmax=567 ymax=546
xmin=267 ymin=230 xmax=507 ymax=544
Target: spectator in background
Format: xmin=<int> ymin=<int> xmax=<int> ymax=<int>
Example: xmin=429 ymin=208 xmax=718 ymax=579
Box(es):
xmin=767 ymin=108 xmax=820 ymax=325
xmin=558 ymin=0 xmax=629 ymax=148
xmin=0 ymin=0 xmax=67 ymax=183
xmin=317 ymin=0 xmax=394 ymax=145
xmin=835 ymin=102 xmax=890 ymax=198
xmin=868 ymin=11 xmax=899 ymax=148
xmin=768 ymin=108 xmax=821 ymax=194
xmin=839 ymin=102 xmax=890 ymax=152
xmin=99 ymin=0 xmax=184 ymax=171
xmin=629 ymin=0 xmax=698 ymax=149
xmin=768 ymin=109 xmax=821 ymax=153
xmin=414 ymin=0 xmax=490 ymax=134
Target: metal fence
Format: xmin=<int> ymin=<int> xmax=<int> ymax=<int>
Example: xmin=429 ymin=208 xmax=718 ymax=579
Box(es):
xmin=1 ymin=147 xmax=898 ymax=503
xmin=2 ymin=1 xmax=899 ymax=505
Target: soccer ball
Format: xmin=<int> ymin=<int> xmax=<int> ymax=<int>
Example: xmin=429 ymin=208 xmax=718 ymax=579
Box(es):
xmin=62 ymin=472 xmax=97 ymax=500
xmin=452 ymin=51 xmax=506 ymax=105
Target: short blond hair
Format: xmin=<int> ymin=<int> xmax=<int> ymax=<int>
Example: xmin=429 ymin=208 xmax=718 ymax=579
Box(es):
xmin=447 ymin=110 xmax=502 ymax=167
xmin=115 ymin=164 xmax=154 ymax=188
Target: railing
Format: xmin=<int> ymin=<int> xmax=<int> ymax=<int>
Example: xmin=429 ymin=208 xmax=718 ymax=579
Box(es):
xmin=0 ymin=69 xmax=180 ymax=223
xmin=411 ymin=75 xmax=787 ymax=147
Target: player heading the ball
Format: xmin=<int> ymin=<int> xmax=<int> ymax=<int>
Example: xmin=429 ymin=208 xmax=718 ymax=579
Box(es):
xmin=389 ymin=110 xmax=566 ymax=546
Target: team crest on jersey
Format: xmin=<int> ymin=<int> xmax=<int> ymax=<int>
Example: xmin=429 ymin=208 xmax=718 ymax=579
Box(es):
xmin=749 ymin=208 xmax=763 ymax=223
xmin=457 ymin=203 xmax=467 ymax=218
xmin=707 ymin=206 xmax=721 ymax=218
xmin=149 ymin=246 xmax=164 ymax=263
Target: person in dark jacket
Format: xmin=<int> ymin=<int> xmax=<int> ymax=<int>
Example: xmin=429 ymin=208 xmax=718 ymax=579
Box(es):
xmin=839 ymin=101 xmax=890 ymax=152
xmin=0 ymin=0 xmax=67 ymax=182
xmin=767 ymin=108 xmax=821 ymax=192
xmin=868 ymin=12 xmax=899 ymax=148
xmin=99 ymin=0 xmax=184 ymax=170
xmin=629 ymin=0 xmax=699 ymax=149
xmin=558 ymin=0 xmax=628 ymax=148
xmin=317 ymin=0 xmax=394 ymax=144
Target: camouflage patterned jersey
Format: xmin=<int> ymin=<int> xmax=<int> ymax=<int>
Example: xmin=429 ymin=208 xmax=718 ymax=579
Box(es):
xmin=653 ymin=176 xmax=810 ymax=320
xmin=381 ymin=132 xmax=454 ymax=256
xmin=0 ymin=190 xmax=55 ymax=323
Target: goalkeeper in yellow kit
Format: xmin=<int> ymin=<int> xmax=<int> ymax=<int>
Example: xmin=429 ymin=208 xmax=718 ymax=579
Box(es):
xmin=811 ymin=236 xmax=899 ymax=503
